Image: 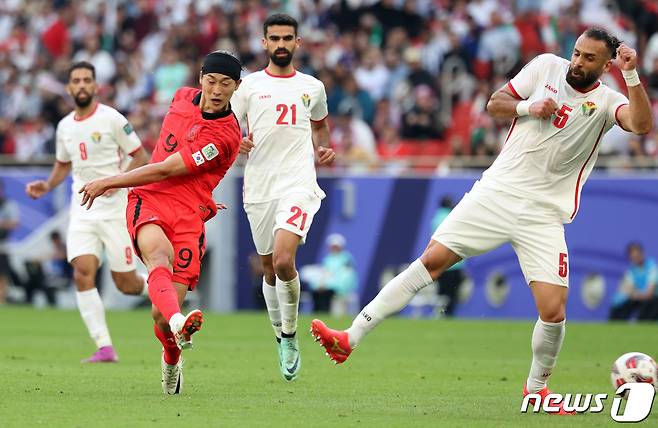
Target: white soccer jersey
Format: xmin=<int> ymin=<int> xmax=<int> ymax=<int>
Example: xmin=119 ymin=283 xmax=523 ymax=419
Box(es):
xmin=55 ymin=103 xmax=142 ymax=220
xmin=231 ymin=69 xmax=328 ymax=203
xmin=481 ymin=53 xmax=629 ymax=223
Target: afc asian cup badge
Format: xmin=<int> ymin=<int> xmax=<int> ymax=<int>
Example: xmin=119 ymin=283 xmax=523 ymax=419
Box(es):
xmin=581 ymin=101 xmax=597 ymax=117
xmin=301 ymin=93 xmax=311 ymax=108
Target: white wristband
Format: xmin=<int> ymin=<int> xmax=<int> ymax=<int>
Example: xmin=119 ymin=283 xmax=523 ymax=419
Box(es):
xmin=516 ymin=100 xmax=531 ymax=116
xmin=622 ymin=69 xmax=640 ymax=87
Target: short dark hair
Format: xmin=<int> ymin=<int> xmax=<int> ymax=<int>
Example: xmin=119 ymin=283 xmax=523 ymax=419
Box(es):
xmin=68 ymin=61 xmax=96 ymax=80
xmin=583 ymin=27 xmax=621 ymax=59
xmin=263 ymin=13 xmax=298 ymax=37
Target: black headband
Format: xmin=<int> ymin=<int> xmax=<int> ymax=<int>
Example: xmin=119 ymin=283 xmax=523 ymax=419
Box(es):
xmin=201 ymin=51 xmax=242 ymax=81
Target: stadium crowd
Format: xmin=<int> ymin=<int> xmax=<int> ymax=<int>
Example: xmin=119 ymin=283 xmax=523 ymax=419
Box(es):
xmin=1 ymin=0 xmax=658 ymax=170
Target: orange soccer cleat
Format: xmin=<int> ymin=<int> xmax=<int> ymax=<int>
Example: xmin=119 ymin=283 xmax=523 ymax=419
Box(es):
xmin=310 ymin=319 xmax=352 ymax=364
xmin=523 ymin=384 xmax=576 ymax=415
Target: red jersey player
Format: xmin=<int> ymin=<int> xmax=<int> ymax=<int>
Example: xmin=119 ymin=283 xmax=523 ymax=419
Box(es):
xmin=79 ymin=50 xmax=243 ymax=394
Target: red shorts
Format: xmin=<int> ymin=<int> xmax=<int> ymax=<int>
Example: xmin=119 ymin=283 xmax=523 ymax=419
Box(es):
xmin=126 ymin=189 xmax=206 ymax=289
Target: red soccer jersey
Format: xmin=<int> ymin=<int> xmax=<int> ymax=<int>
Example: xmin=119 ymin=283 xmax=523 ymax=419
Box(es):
xmin=138 ymin=87 xmax=241 ymax=221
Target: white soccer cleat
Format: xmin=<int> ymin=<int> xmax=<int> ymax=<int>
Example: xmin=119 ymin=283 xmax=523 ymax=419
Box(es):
xmin=171 ymin=309 xmax=204 ymax=350
xmin=161 ymin=352 xmax=183 ymax=395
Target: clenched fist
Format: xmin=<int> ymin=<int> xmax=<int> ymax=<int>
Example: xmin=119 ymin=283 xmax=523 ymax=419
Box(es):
xmin=529 ymin=98 xmax=559 ymax=120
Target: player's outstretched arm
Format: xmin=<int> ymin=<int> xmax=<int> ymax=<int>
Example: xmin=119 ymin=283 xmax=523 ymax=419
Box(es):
xmin=487 ymin=85 xmax=558 ymax=120
xmin=25 ymin=160 xmax=71 ymax=199
xmin=614 ymin=44 xmax=652 ymax=135
xmin=79 ymin=152 xmax=188 ymax=209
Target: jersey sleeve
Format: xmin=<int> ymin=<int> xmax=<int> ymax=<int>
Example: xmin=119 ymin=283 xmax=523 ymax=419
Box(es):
xmin=230 ymin=82 xmax=248 ymax=125
xmin=606 ymin=90 xmax=630 ymax=130
xmin=54 ymin=123 xmax=71 ymax=163
xmin=310 ymin=82 xmax=329 ymax=121
xmin=179 ymin=125 xmax=237 ymax=174
xmin=112 ymin=110 xmax=142 ymax=155
xmin=508 ymin=54 xmax=552 ymax=100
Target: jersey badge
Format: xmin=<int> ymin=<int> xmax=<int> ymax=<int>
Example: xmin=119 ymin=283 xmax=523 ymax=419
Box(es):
xmin=192 ymin=151 xmax=205 ymax=166
xmin=123 ymin=123 xmax=134 ymax=135
xmin=91 ymin=131 xmax=102 ymax=143
xmin=202 ymin=143 xmax=219 ymax=161
xmin=581 ymin=101 xmax=597 ymax=117
xmin=301 ymin=93 xmax=311 ymax=108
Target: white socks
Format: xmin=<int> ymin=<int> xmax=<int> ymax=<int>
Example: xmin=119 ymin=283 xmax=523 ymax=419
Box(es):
xmin=76 ymin=288 xmax=112 ymax=348
xmin=346 ymin=259 xmax=433 ymax=347
xmin=526 ymin=317 xmax=566 ymax=393
xmin=262 ymin=279 xmax=282 ymax=339
xmin=276 ymin=274 xmax=300 ymax=336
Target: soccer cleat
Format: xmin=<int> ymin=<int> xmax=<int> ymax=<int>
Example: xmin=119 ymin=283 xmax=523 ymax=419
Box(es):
xmin=173 ymin=309 xmax=203 ymax=350
xmin=279 ymin=336 xmax=301 ymax=382
xmin=161 ymin=352 xmax=183 ymax=395
xmin=310 ymin=319 xmax=352 ymax=364
xmin=81 ymin=345 xmax=119 ymax=363
xmin=523 ymin=384 xmax=576 ymax=415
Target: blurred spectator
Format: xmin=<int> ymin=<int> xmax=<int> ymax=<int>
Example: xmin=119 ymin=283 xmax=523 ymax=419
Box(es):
xmin=401 ymin=85 xmax=443 ymax=140
xmin=43 ymin=231 xmax=72 ymax=290
xmin=331 ymin=106 xmax=378 ymax=169
xmin=430 ymin=196 xmax=464 ymax=317
xmin=303 ymin=233 xmax=358 ymax=316
xmin=609 ymin=242 xmax=658 ymax=321
xmin=73 ymin=36 xmax=117 ymax=85
xmin=153 ymin=47 xmax=190 ymax=105
xmin=0 ymin=179 xmax=19 ymax=304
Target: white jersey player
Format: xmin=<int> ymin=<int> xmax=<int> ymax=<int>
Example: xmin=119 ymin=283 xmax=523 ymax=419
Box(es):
xmin=26 ymin=61 xmax=150 ymax=363
xmin=311 ymin=28 xmax=653 ymax=414
xmin=231 ymin=13 xmax=335 ymax=382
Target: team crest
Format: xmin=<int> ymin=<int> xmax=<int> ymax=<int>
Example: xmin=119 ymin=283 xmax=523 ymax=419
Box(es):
xmin=91 ymin=131 xmax=102 ymax=143
xmin=581 ymin=101 xmax=597 ymax=117
xmin=301 ymin=93 xmax=311 ymax=108
xmin=186 ymin=124 xmax=200 ymax=141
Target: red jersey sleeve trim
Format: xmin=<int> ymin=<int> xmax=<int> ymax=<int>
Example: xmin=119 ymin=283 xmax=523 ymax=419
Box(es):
xmin=507 ymin=82 xmax=523 ymax=100
xmin=128 ymin=146 xmax=143 ymax=156
xmin=310 ymin=114 xmax=329 ymax=123
xmin=614 ymin=103 xmax=630 ymax=131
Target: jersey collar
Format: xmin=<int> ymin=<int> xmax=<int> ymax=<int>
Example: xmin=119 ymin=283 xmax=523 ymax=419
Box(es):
xmin=264 ymin=68 xmax=296 ymax=78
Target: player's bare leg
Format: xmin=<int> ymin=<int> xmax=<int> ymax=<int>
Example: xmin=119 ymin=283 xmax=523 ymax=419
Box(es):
xmin=312 ymin=240 xmax=460 ymax=363
xmin=137 ymin=224 xmax=203 ymax=350
xmin=523 ymin=281 xmax=573 ymax=414
xmin=73 ymin=255 xmax=118 ymax=363
xmin=272 ymin=229 xmax=302 ymax=381
xmin=111 ymin=270 xmax=147 ymax=296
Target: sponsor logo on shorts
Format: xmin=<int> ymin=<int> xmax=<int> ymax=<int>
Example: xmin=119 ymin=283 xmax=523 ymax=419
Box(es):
xmin=192 ymin=151 xmax=205 ymax=166
xmin=202 ymin=143 xmax=219 ymax=161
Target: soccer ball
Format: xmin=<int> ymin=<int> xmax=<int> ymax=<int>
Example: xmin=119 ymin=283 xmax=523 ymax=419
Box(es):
xmin=610 ymin=352 xmax=658 ymax=395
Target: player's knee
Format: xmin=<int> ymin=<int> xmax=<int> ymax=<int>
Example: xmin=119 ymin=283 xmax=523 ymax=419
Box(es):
xmin=141 ymin=246 xmax=173 ymax=270
xmin=272 ymin=253 xmax=295 ymax=279
xmin=539 ymin=306 xmax=566 ymax=323
xmin=73 ymin=267 xmax=95 ymax=287
xmin=114 ymin=275 xmax=141 ymax=296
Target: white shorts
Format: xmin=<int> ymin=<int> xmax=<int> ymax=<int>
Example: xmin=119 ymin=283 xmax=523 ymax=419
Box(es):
xmin=432 ymin=181 xmax=569 ymax=286
xmin=244 ymin=192 xmax=322 ymax=255
xmin=67 ymin=218 xmax=136 ymax=272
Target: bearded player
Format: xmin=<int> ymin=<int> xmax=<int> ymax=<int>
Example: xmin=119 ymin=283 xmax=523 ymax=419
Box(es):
xmin=312 ymin=27 xmax=652 ymax=414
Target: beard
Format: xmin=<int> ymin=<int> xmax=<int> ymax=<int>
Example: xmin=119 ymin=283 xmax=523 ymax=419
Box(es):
xmin=73 ymin=91 xmax=93 ymax=108
xmin=269 ymin=48 xmax=293 ymax=67
xmin=566 ymin=66 xmax=600 ymax=89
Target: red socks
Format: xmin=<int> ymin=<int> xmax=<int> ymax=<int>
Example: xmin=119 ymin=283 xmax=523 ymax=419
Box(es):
xmin=147 ymin=267 xmax=180 ymax=322
xmin=154 ymin=324 xmax=181 ymax=365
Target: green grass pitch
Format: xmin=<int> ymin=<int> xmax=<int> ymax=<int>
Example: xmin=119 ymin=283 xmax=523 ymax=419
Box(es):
xmin=1 ymin=307 xmax=657 ymax=427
